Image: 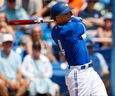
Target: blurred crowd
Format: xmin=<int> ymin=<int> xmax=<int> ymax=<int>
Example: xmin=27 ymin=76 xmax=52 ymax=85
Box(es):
xmin=0 ymin=0 xmax=112 ymax=96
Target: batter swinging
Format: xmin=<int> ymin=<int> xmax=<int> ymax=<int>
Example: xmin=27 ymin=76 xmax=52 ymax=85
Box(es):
xmin=51 ymin=2 xmax=108 ymax=96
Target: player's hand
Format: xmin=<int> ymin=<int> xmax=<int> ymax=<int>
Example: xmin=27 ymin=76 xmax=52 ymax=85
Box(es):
xmin=36 ymin=17 xmax=43 ymax=23
xmin=59 ymin=51 xmax=65 ymax=56
xmin=30 ymin=16 xmax=43 ymax=23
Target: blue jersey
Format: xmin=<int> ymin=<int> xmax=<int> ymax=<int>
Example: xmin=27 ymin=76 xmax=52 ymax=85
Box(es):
xmin=52 ymin=16 xmax=90 ymax=66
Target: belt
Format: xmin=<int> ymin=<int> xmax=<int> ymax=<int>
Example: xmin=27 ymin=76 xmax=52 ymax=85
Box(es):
xmin=68 ymin=61 xmax=93 ymax=70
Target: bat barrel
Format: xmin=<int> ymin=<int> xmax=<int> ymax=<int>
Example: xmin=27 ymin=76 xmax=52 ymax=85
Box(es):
xmin=8 ymin=20 xmax=37 ymax=25
xmin=8 ymin=19 xmax=54 ymax=25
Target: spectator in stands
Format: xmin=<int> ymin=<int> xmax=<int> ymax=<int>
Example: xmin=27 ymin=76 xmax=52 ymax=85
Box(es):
xmin=34 ymin=0 xmax=67 ymax=17
xmin=87 ymin=41 xmax=111 ymax=95
xmin=78 ymin=0 xmax=104 ymax=30
xmin=0 ymin=33 xmax=29 ymax=96
xmin=22 ymin=41 xmax=56 ymax=96
xmin=0 ymin=62 xmax=9 ymax=96
xmin=34 ymin=0 xmax=57 ymax=17
xmin=0 ymin=11 xmax=8 ymax=50
xmin=0 ymin=11 xmax=9 ymax=38
xmin=87 ymin=41 xmax=109 ymax=76
xmin=68 ymin=0 xmax=86 ymax=16
xmin=26 ymin=25 xmax=58 ymax=64
xmin=92 ymin=12 xmax=112 ymax=48
xmin=16 ymin=0 xmax=43 ymax=16
xmin=0 ymin=23 xmax=15 ymax=53
xmin=0 ymin=11 xmax=8 ymax=29
xmin=1 ymin=0 xmax=31 ymax=46
xmin=2 ymin=0 xmax=29 ymax=20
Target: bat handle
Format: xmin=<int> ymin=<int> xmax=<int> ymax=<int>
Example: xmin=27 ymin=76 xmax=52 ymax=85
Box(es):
xmin=35 ymin=19 xmax=54 ymax=23
xmin=42 ymin=20 xmax=54 ymax=23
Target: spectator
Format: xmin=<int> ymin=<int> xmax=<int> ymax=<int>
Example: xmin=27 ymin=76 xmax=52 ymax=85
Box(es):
xmin=0 ymin=24 xmax=15 ymax=53
xmin=16 ymin=0 xmax=43 ymax=16
xmin=0 ymin=11 xmax=8 ymax=29
xmin=0 ymin=11 xmax=7 ymax=50
xmin=26 ymin=25 xmax=58 ymax=64
xmin=0 ymin=33 xmax=29 ymax=96
xmin=68 ymin=0 xmax=86 ymax=16
xmin=87 ymin=41 xmax=109 ymax=76
xmin=2 ymin=0 xmax=29 ymax=20
xmin=1 ymin=0 xmax=31 ymax=46
xmin=22 ymin=41 xmax=56 ymax=96
xmin=0 ymin=60 xmax=9 ymax=96
xmin=34 ymin=0 xmax=67 ymax=17
xmin=34 ymin=0 xmax=57 ymax=17
xmin=0 ymin=11 xmax=7 ymax=22
xmin=92 ymin=12 xmax=112 ymax=48
xmin=78 ymin=0 xmax=104 ymax=30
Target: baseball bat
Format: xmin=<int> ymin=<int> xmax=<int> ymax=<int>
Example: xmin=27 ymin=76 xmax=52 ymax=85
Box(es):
xmin=8 ymin=19 xmax=54 ymax=25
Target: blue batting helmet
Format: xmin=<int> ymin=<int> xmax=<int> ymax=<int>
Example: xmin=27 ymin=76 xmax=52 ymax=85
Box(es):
xmin=51 ymin=2 xmax=73 ymax=19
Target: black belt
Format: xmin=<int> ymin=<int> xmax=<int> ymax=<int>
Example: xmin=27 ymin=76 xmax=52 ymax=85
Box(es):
xmin=80 ymin=63 xmax=93 ymax=70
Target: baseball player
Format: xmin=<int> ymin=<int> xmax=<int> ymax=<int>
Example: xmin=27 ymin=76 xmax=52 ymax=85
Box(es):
xmin=50 ymin=2 xmax=108 ymax=96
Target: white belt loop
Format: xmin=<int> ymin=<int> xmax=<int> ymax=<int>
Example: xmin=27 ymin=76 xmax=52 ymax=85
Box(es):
xmin=85 ymin=64 xmax=89 ymax=70
xmin=76 ymin=66 xmax=81 ymax=71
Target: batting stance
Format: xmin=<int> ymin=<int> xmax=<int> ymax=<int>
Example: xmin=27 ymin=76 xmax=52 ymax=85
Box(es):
xmin=51 ymin=2 xmax=108 ymax=96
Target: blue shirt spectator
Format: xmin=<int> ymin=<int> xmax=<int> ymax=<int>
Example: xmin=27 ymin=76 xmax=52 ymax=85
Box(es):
xmin=78 ymin=0 xmax=102 ymax=30
xmin=0 ymin=33 xmax=29 ymax=96
xmin=86 ymin=41 xmax=109 ymax=77
xmin=2 ymin=0 xmax=29 ymax=20
xmin=0 ymin=50 xmax=21 ymax=80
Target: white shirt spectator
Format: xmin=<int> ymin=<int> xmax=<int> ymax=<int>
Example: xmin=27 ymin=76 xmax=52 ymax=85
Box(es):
xmin=22 ymin=54 xmax=53 ymax=79
xmin=22 ymin=54 xmax=55 ymax=96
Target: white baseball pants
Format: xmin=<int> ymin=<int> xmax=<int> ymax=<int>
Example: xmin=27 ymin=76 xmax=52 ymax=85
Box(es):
xmin=65 ymin=67 xmax=108 ymax=96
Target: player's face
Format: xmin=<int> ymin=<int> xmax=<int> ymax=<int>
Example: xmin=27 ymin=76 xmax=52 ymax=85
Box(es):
xmin=55 ymin=12 xmax=71 ymax=25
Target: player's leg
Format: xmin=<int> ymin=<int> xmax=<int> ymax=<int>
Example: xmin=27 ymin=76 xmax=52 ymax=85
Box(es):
xmin=90 ymin=68 xmax=108 ymax=96
xmin=65 ymin=68 xmax=91 ymax=96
